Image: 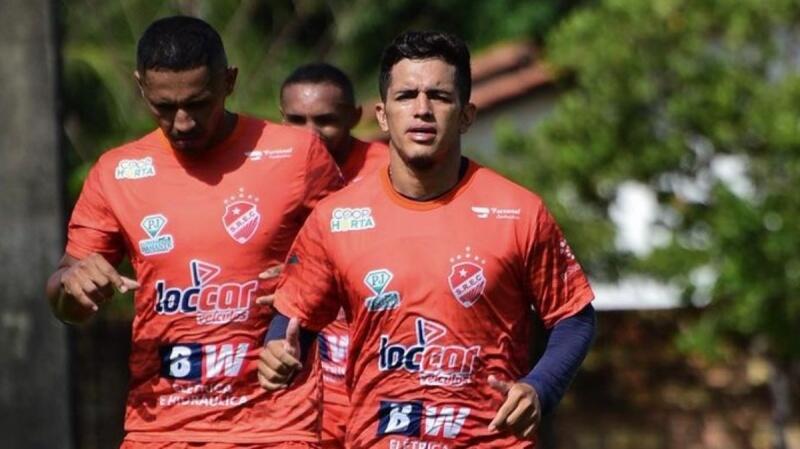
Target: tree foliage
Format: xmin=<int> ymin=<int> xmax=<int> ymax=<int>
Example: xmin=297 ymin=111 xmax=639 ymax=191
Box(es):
xmin=61 ymin=0 xmax=581 ymax=197
xmin=499 ymin=0 xmax=800 ymax=362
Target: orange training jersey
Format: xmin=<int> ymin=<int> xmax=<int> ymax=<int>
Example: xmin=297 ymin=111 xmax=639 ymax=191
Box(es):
xmin=338 ymin=137 xmax=390 ymax=184
xmin=274 ymin=159 xmax=594 ymax=449
xmin=318 ymin=139 xmax=388 ymax=446
xmin=66 ymin=116 xmax=343 ymax=444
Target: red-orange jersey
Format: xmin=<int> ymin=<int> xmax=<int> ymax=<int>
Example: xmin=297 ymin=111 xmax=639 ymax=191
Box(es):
xmin=338 ymin=137 xmax=390 ymax=184
xmin=274 ymin=159 xmax=594 ymax=449
xmin=66 ymin=116 xmax=343 ymax=445
xmin=318 ymin=138 xmax=388 ymax=447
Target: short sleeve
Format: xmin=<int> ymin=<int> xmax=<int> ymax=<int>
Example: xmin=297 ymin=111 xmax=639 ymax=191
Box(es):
xmin=66 ymin=163 xmax=125 ymax=265
xmin=301 ymin=136 xmax=344 ymax=212
xmin=526 ymin=204 xmax=594 ymax=329
xmin=273 ymin=207 xmax=341 ymax=331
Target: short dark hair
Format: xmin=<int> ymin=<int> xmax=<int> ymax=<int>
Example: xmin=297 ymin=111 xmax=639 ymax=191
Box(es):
xmin=379 ymin=31 xmax=471 ymax=104
xmin=137 ymin=16 xmax=228 ymax=74
xmin=281 ymin=63 xmax=356 ymax=106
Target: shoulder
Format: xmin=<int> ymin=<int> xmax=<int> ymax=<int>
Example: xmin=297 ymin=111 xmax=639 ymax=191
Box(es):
xmin=92 ymin=130 xmax=163 ymax=182
xmin=247 ymin=116 xmax=320 ymax=153
xmin=357 ymin=138 xmax=389 ymax=152
xmin=312 ymin=169 xmax=382 ymax=213
xmin=469 ymin=162 xmax=545 ymax=207
xmin=463 ymin=162 xmax=548 ymax=225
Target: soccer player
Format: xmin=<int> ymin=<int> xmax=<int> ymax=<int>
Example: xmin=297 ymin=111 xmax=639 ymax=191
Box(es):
xmin=276 ymin=63 xmax=389 ymax=449
xmin=259 ymin=31 xmax=596 ymax=448
xmin=45 ymin=16 xmax=342 ymax=449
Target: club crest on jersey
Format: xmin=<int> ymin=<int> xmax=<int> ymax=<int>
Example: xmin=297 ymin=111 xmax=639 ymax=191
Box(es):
xmin=330 ymin=207 xmax=375 ymax=232
xmin=222 ymin=188 xmax=261 ymax=244
xmin=364 ymin=269 xmax=400 ymax=311
xmin=154 ymin=259 xmax=258 ymax=325
xmin=115 ymin=157 xmax=155 ymax=180
xmin=447 ymin=246 xmax=487 ymax=308
xmin=378 ymin=318 xmax=480 ymax=387
xmin=138 ymin=214 xmax=174 ymax=256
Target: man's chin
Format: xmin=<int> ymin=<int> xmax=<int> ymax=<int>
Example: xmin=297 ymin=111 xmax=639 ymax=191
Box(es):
xmin=170 ymin=139 xmax=206 ymax=153
xmin=403 ymin=154 xmax=437 ymax=171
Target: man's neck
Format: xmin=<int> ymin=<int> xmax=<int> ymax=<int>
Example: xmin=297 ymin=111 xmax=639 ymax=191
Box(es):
xmin=205 ymin=111 xmax=238 ymax=151
xmin=332 ymin=135 xmax=355 ymax=166
xmin=388 ymin=147 xmax=463 ymax=201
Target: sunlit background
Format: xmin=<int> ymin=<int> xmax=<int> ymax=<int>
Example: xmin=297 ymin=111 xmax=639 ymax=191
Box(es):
xmin=2 ymin=1 xmax=800 ymax=448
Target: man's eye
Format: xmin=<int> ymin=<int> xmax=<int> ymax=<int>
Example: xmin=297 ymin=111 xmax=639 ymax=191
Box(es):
xmin=286 ymin=116 xmax=306 ymax=125
xmin=314 ymin=116 xmax=337 ymax=126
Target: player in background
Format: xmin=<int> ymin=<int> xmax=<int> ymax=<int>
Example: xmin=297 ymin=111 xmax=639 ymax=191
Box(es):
xmin=258 ymin=31 xmax=596 ymax=448
xmin=262 ymin=63 xmax=389 ymax=449
xmin=46 ymin=16 xmax=341 ymax=449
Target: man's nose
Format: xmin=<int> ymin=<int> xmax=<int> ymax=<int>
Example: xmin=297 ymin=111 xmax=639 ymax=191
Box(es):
xmin=413 ymin=95 xmax=433 ymax=117
xmin=173 ymin=108 xmax=196 ymax=134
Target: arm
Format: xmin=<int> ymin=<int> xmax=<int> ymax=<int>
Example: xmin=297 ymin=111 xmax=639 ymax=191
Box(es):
xmin=489 ymin=305 xmax=596 ymax=438
xmin=522 ymin=303 xmax=596 ymax=414
xmin=490 ymin=202 xmax=596 ymax=438
xmin=46 ymin=253 xmax=138 ymax=324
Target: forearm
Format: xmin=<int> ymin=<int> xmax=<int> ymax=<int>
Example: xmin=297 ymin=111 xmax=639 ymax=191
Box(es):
xmin=521 ymin=303 xmax=596 ymax=415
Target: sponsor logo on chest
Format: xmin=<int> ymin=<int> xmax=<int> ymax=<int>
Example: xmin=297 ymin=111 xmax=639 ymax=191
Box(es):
xmin=244 ymin=147 xmax=294 ymax=161
xmin=470 ymin=206 xmax=521 ymax=220
xmin=154 ymin=259 xmax=257 ymax=325
xmin=138 ymin=214 xmax=174 ymax=256
xmin=330 ymin=207 xmax=375 ymax=232
xmin=377 ymin=399 xmax=471 ymax=444
xmin=378 ymin=318 xmax=480 ymax=387
xmin=115 ymin=157 xmax=155 ymax=180
xmin=364 ymin=269 xmax=401 ymax=311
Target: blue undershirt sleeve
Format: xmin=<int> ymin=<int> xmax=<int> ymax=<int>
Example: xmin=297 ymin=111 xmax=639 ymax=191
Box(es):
xmin=264 ymin=312 xmax=318 ymax=364
xmin=520 ymin=303 xmax=596 ymax=416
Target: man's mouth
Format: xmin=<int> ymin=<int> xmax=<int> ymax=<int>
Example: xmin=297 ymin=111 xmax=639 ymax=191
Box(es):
xmin=406 ymin=126 xmax=437 ymax=143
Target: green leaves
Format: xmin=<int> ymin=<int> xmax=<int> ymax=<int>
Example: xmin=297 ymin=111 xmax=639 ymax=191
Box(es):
xmin=496 ymin=0 xmax=800 ymax=359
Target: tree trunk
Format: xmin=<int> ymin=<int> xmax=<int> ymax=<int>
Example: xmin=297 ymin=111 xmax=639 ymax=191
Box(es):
xmin=769 ymin=356 xmax=791 ymax=449
xmin=0 ymin=0 xmax=72 ymax=448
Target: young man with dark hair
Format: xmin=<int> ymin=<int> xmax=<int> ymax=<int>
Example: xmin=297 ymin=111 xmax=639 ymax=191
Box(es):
xmin=274 ymin=62 xmax=388 ymax=449
xmin=46 ymin=16 xmax=342 ymax=449
xmin=259 ymin=30 xmax=596 ymax=448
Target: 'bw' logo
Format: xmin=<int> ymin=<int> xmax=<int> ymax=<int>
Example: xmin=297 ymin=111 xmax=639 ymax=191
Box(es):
xmin=447 ymin=246 xmax=487 ymax=307
xmin=223 ymin=188 xmax=261 ymax=244
xmin=377 ymin=400 xmax=471 ymax=439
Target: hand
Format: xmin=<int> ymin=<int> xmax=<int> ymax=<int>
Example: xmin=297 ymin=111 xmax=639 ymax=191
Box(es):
xmin=59 ymin=253 xmax=139 ymax=314
xmin=257 ymin=317 xmax=302 ymax=390
xmin=488 ymin=375 xmax=541 ymax=440
xmin=255 ymin=264 xmax=284 ymax=306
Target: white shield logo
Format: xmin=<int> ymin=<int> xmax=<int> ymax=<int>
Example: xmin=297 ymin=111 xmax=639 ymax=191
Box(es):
xmin=222 ymin=200 xmax=260 ymax=244
xmin=448 ymin=262 xmax=486 ymax=307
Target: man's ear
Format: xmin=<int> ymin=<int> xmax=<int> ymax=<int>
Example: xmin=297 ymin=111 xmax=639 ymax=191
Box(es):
xmin=375 ymin=102 xmax=389 ymax=132
xmin=224 ymin=66 xmax=239 ymax=96
xmin=134 ymin=70 xmax=145 ymax=97
xmin=459 ymin=102 xmax=477 ymax=134
xmin=350 ymin=105 xmax=363 ymax=129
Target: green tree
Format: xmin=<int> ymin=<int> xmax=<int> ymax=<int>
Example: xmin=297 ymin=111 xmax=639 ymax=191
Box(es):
xmin=498 ymin=1 xmax=800 ymax=447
